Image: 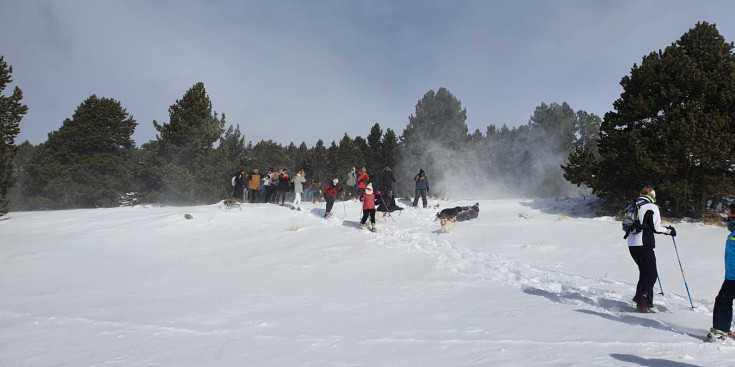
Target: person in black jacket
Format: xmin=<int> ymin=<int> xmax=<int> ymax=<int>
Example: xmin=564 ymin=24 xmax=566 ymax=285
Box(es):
xmin=232 ymin=169 xmax=246 ymax=202
xmin=379 ymin=167 xmax=396 ymax=201
xmin=276 ymin=168 xmax=291 ymax=205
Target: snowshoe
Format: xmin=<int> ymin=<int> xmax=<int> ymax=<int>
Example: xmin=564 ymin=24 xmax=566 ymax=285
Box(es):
xmin=370 ymin=224 xmax=378 ymax=233
xmin=706 ymin=328 xmax=734 ymax=344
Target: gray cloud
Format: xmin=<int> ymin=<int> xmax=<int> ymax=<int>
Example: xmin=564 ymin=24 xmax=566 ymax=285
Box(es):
xmin=2 ymin=0 xmax=734 ymax=147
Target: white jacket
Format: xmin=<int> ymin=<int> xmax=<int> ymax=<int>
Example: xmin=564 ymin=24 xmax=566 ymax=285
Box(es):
xmin=627 ymin=196 xmax=671 ymax=247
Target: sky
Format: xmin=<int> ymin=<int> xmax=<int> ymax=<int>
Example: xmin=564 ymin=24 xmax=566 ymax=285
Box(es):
xmin=3 ymin=197 xmax=735 ymax=365
xmin=2 ymin=0 xmax=735 ymax=148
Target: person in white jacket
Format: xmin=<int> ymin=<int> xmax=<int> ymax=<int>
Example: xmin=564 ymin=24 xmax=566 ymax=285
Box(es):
xmin=627 ymin=187 xmax=676 ymax=312
xmin=291 ymin=170 xmax=306 ymax=211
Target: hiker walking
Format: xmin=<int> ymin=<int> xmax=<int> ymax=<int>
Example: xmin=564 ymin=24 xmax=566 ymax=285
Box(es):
xmin=323 ymin=178 xmax=342 ymax=217
xmin=412 ymin=169 xmax=429 ymax=208
xmin=627 ymin=187 xmax=675 ymax=312
xmin=360 ymin=183 xmax=380 ymax=231
xmin=291 ymin=170 xmax=306 ymax=211
xmin=707 ymin=203 xmax=735 ymax=342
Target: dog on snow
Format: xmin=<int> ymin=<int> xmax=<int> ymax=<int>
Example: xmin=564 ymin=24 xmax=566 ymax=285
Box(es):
xmin=436 ymin=203 xmax=480 ymax=232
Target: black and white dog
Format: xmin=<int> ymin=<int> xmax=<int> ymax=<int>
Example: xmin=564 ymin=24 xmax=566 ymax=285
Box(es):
xmin=436 ymin=203 xmax=479 ymax=232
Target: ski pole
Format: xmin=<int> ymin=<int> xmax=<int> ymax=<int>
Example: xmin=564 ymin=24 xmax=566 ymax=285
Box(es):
xmin=378 ymin=193 xmax=396 ymax=222
xmin=657 ymin=275 xmax=664 ymax=296
xmin=671 ymin=236 xmax=695 ymax=309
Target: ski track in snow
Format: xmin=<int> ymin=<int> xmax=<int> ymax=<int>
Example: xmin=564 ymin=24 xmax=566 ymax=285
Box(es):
xmin=324 ymin=205 xmax=711 ymax=341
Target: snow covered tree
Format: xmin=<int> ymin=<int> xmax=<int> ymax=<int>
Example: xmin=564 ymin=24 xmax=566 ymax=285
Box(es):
xmin=0 ymin=56 xmax=28 ymax=216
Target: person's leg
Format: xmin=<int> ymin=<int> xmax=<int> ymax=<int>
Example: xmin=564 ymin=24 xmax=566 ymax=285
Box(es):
xmin=413 ymin=190 xmax=419 ymax=207
xmin=640 ymin=247 xmax=658 ymax=306
xmin=293 ymin=192 xmax=301 ymax=209
xmin=421 ymin=189 xmax=427 ymax=208
xmin=713 ymin=279 xmax=735 ymax=332
xmin=628 ymin=246 xmax=646 ymax=303
xmin=325 ymin=197 xmax=334 ymax=214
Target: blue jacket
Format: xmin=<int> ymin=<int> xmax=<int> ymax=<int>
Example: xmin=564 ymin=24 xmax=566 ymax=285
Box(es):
xmin=414 ymin=174 xmax=429 ymax=191
xmin=726 ymin=218 xmax=735 ymax=280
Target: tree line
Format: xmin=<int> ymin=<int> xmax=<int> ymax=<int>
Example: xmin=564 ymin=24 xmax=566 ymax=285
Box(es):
xmin=2 ymin=22 xmax=734 ymax=219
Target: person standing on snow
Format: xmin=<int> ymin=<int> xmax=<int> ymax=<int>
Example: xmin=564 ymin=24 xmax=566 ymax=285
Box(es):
xmin=360 ymin=183 xmax=380 ymax=231
xmin=291 ymin=170 xmax=306 ymax=211
xmin=346 ymin=166 xmax=357 ymax=199
xmin=276 ymin=168 xmax=290 ymax=205
xmin=627 ymin=187 xmax=676 ymax=312
xmin=232 ymin=169 xmax=246 ymax=202
xmin=323 ymin=178 xmax=342 ymax=217
xmin=707 ymin=203 xmax=735 ymax=342
xmin=266 ymin=168 xmax=279 ymax=203
xmin=246 ymin=168 xmax=261 ymax=203
xmin=379 ymin=167 xmax=396 ymax=202
xmin=412 ymin=169 xmax=429 ymax=208
xmin=357 ymin=167 xmax=370 ymax=197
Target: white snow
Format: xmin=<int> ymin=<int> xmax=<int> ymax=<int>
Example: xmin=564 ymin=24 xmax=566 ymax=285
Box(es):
xmin=2 ymin=198 xmax=735 ymax=366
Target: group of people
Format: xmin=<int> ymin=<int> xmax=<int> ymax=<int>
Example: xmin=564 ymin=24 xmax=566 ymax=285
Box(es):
xmin=625 ymin=186 xmax=735 ymax=344
xmin=232 ymin=165 xmax=433 ymax=230
xmin=231 ymin=167 xmax=315 ymax=211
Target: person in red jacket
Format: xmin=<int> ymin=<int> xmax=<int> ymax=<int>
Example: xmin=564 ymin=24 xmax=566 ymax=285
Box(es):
xmin=323 ymin=178 xmax=342 ymax=217
xmin=357 ymin=167 xmax=370 ymax=197
xmin=360 ymin=183 xmax=380 ymax=231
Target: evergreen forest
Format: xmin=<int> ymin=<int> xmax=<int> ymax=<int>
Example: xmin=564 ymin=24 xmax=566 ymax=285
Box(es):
xmin=2 ymin=22 xmax=734 ymax=219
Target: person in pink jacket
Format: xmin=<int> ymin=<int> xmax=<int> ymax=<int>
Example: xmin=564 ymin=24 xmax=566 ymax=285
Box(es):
xmin=360 ymin=183 xmax=380 ymax=231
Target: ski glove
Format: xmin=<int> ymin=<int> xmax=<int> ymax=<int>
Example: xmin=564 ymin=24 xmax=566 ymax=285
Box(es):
xmin=666 ymin=225 xmax=677 ymax=237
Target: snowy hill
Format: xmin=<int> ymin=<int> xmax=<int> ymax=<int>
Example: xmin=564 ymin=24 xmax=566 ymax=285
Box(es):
xmin=2 ymin=198 xmax=735 ymax=366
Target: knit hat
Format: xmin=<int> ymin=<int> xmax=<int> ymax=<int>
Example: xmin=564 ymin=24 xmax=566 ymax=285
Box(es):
xmin=361 ymin=167 xmax=366 ymax=172
xmin=366 ymin=183 xmax=373 ymax=191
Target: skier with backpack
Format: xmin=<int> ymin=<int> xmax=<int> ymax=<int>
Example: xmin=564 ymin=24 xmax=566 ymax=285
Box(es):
xmin=706 ymin=203 xmax=735 ymax=343
xmin=624 ymin=187 xmax=676 ymax=312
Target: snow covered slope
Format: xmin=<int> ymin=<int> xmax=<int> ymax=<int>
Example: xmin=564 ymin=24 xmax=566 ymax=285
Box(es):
xmin=2 ymin=198 xmax=734 ymax=366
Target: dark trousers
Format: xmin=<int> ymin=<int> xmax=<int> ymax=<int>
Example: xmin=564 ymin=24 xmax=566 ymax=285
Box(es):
xmin=713 ymin=279 xmax=735 ymax=332
xmin=265 ymin=185 xmax=276 ymax=203
xmin=248 ymin=189 xmax=260 ymax=203
xmin=276 ymin=190 xmax=287 ymax=204
xmin=233 ymin=185 xmax=244 ymax=200
xmin=325 ymin=196 xmax=335 ymax=214
xmin=629 ymin=246 xmax=658 ymax=306
xmin=413 ymin=189 xmax=427 ymax=208
xmin=361 ymin=209 xmax=376 ymax=224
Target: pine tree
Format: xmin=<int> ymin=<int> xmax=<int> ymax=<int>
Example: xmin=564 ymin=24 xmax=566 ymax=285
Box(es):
xmin=594 ymin=22 xmax=735 ymax=216
xmin=30 ymin=95 xmax=136 ymax=208
xmin=399 ymin=88 xmax=468 ymax=195
xmin=0 ymin=56 xmax=28 ymax=216
xmin=151 ymin=82 xmax=225 ymax=204
xmin=366 ymin=123 xmax=383 ymax=174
